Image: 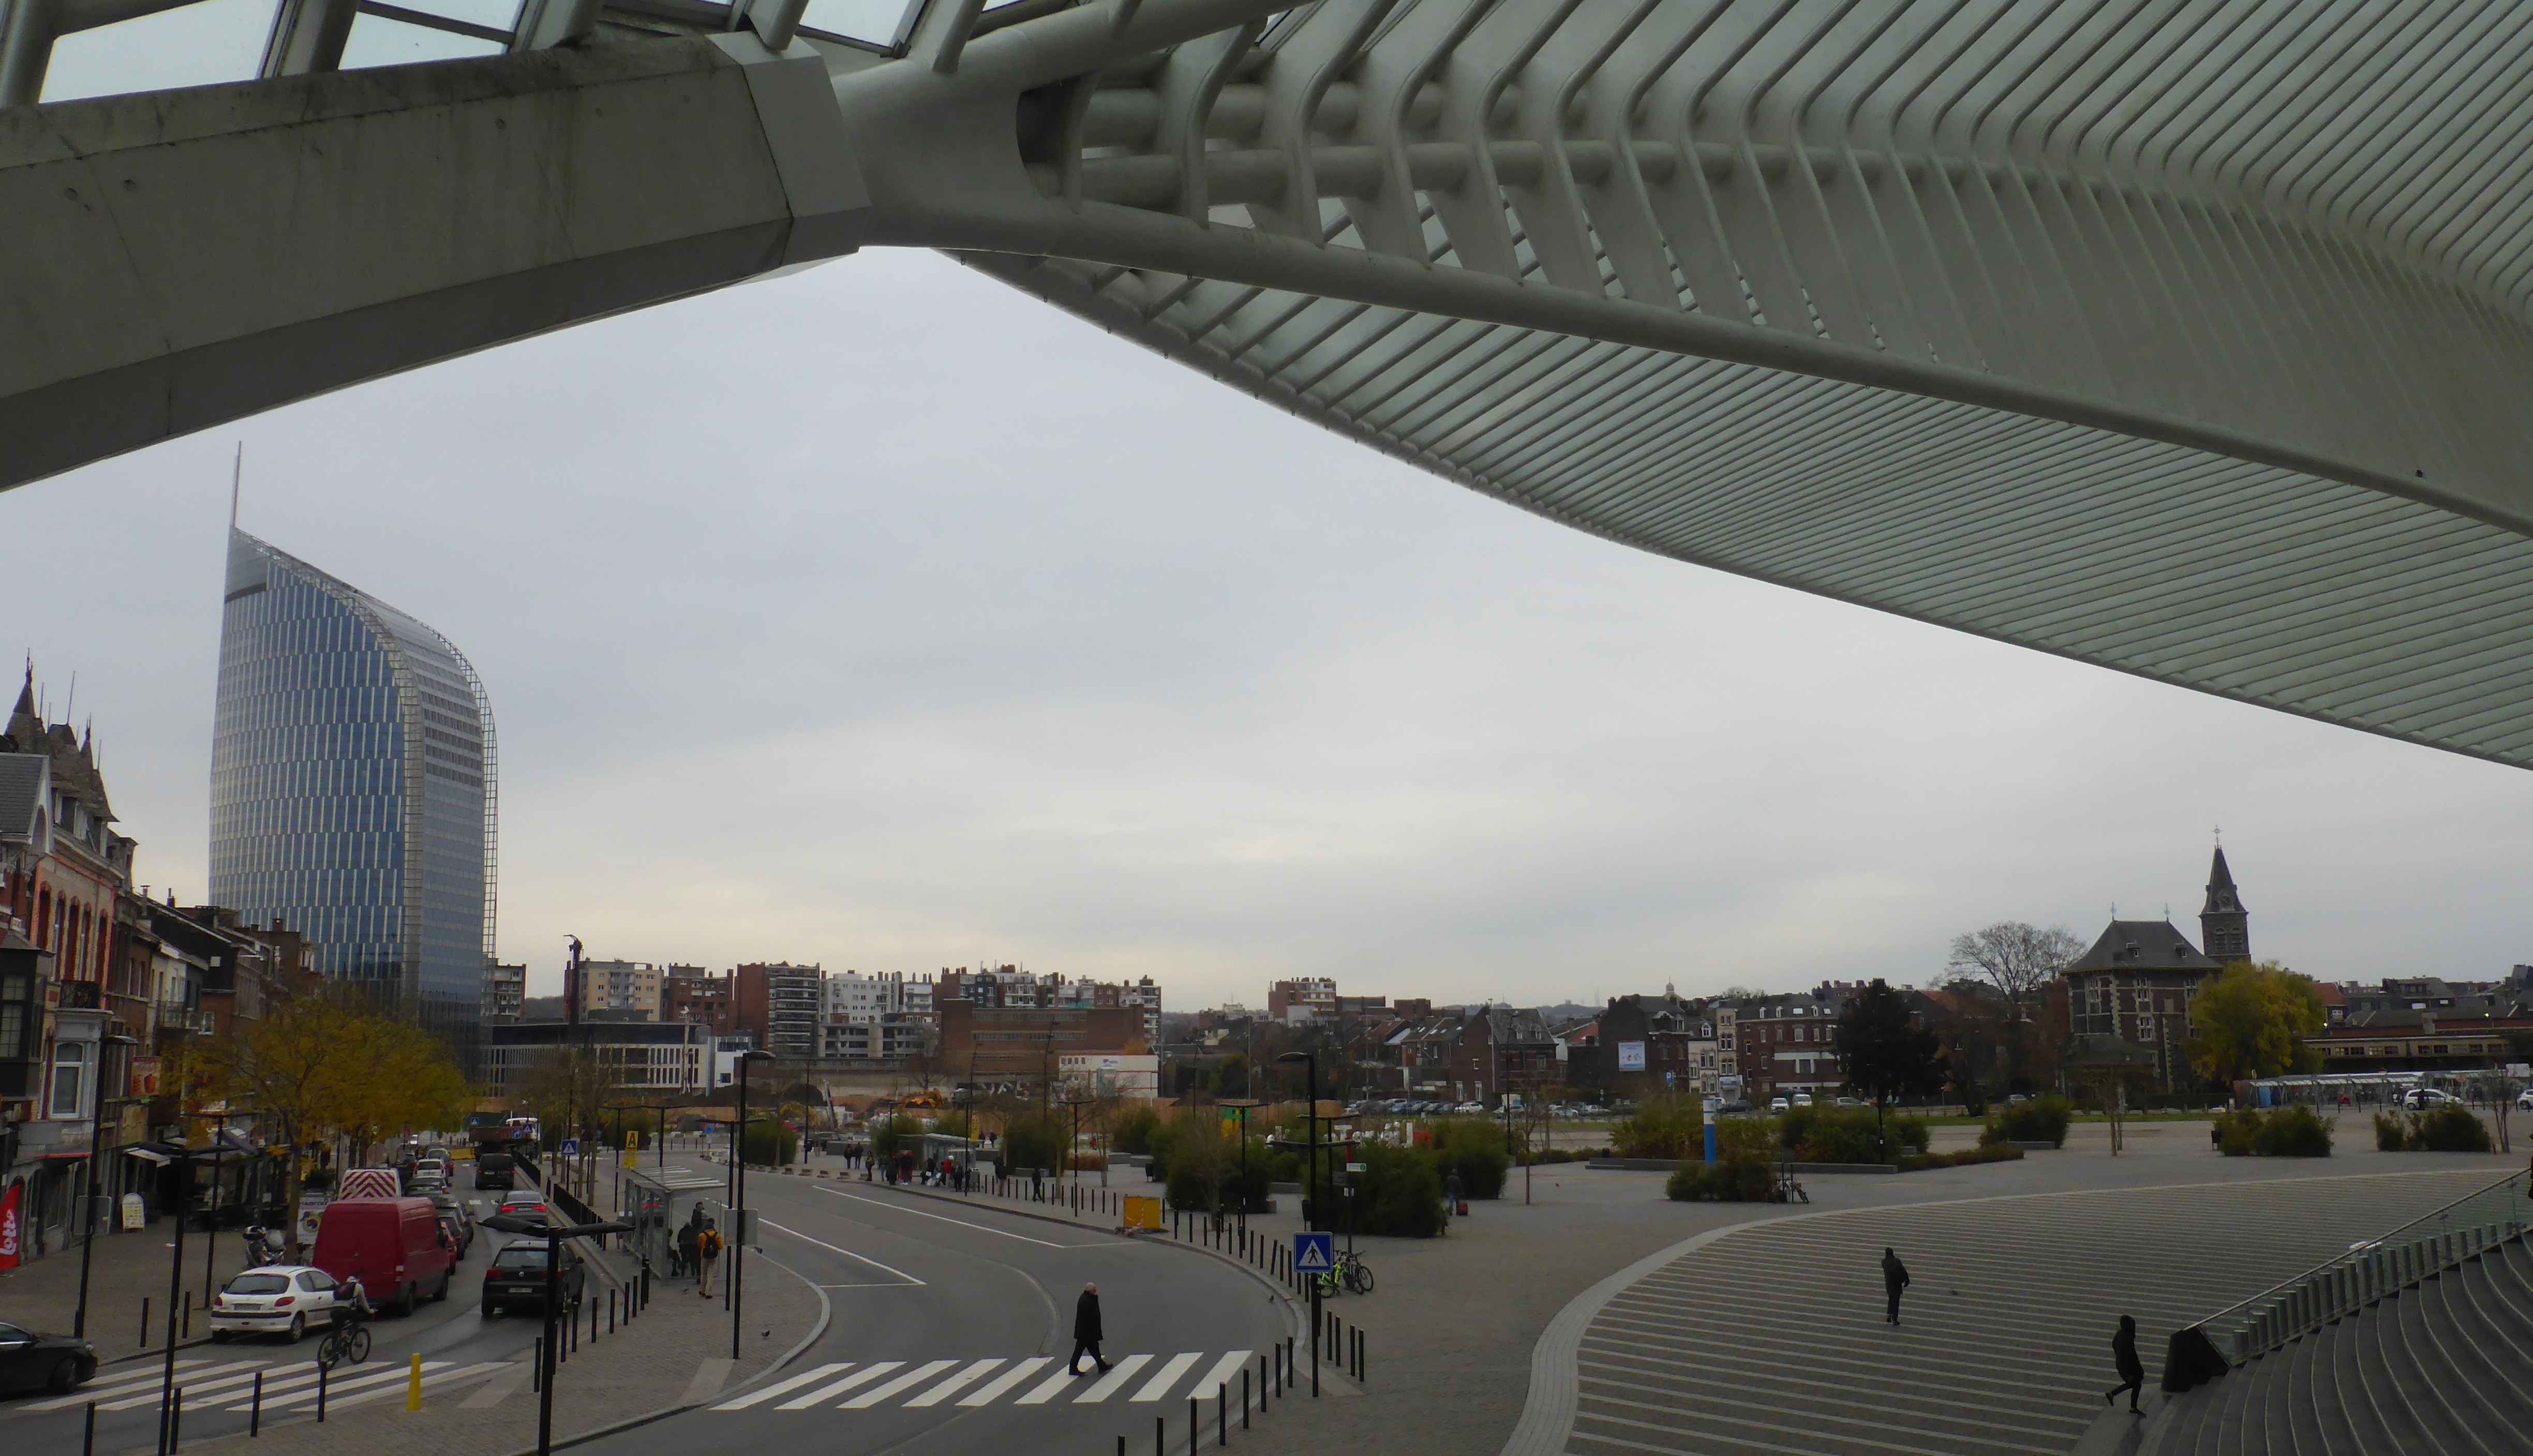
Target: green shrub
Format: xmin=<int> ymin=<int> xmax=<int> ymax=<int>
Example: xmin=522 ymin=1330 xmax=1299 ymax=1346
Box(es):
xmin=1428 ymin=1118 xmax=1511 ymax=1199
xmin=1353 ymin=1142 xmax=1446 ymax=1237
xmin=1666 ymin=1148 xmax=1777 ymax=1202
xmin=741 ymin=1122 xmax=799 ymax=1167
xmin=1113 ymin=1107 xmax=1164 ymax=1155
xmin=1001 ymin=1113 xmax=1066 ymax=1173
xmin=2215 ymin=1108 xmax=2261 ymax=1157
xmin=1986 ymin=1097 xmax=2075 ymax=1148
xmin=1779 ymin=1105 xmax=1928 ymax=1163
xmin=2413 ymin=1105 xmax=2493 ymax=1153
xmin=1613 ymin=1097 xmax=1704 ymax=1160
xmin=2253 ymin=1106 xmax=2332 ymax=1158
xmin=1894 ymin=1145 xmax=2022 ymax=1172
xmin=2375 ymin=1113 xmax=2407 ymax=1151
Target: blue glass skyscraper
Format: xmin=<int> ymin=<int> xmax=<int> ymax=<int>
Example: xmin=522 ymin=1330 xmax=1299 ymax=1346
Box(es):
xmin=211 ymin=528 xmax=497 ymax=1047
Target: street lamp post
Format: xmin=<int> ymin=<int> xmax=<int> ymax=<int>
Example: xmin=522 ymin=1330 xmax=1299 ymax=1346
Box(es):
xmin=732 ymin=1049 xmax=771 ymax=1358
xmin=1220 ymin=1100 xmax=1258 ymax=1232
xmin=74 ymin=1027 xmax=135 ymax=1340
xmin=1060 ymin=1091 xmax=1095 ymax=1204
xmin=1275 ymin=1052 xmax=1320 ymax=1400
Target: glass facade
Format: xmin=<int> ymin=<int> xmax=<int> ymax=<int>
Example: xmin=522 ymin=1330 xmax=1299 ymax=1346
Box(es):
xmin=210 ymin=529 xmax=496 ymax=1052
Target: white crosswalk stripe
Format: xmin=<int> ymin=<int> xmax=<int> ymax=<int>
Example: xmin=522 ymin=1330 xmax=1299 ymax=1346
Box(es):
xmin=267 ymin=1361 xmax=457 ymax=1410
xmin=1129 ymin=1353 xmax=1200 ymax=1402
xmin=716 ymin=1352 xmax=1255 ymax=1412
xmin=959 ymin=1357 xmax=1050 ymax=1406
xmin=96 ymin=1363 xmax=281 ymax=1411
xmin=14 ymin=1359 xmax=233 ymax=1412
xmin=1072 ymin=1354 xmax=1151 ymax=1403
xmin=843 ymin=1360 xmax=957 ymax=1408
xmin=319 ymin=1362 xmax=512 ymax=1412
xmin=774 ymin=1363 xmax=898 ymax=1409
xmin=711 ymin=1362 xmax=855 ymax=1410
xmin=902 ymin=1359 xmax=1000 ymax=1407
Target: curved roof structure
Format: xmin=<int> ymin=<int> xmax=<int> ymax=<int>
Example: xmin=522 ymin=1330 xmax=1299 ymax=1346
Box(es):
xmin=5 ymin=0 xmax=2532 ymax=766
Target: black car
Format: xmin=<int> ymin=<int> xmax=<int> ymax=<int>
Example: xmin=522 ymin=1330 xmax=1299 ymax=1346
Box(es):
xmin=0 ymin=1322 xmax=98 ymax=1397
xmin=473 ymin=1152 xmax=515 ymax=1192
xmin=481 ymin=1239 xmax=584 ymax=1318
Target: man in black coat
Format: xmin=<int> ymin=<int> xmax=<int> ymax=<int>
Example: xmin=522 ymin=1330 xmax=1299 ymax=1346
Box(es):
xmin=2105 ymin=1315 xmax=2147 ymax=1412
xmin=1070 ymin=1283 xmax=1112 ymax=1375
xmin=1882 ymin=1248 xmax=1910 ymax=1325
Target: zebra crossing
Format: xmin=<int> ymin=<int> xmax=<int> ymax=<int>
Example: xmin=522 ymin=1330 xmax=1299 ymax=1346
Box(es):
xmin=713 ymin=1351 xmax=1256 ymax=1414
xmin=8 ymin=1354 xmax=516 ymax=1418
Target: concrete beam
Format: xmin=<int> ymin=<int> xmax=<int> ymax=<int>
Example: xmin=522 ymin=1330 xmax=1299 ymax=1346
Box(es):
xmin=0 ymin=34 xmax=866 ymax=492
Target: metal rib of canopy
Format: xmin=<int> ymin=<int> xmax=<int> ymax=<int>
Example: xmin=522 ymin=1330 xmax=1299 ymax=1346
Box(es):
xmin=828 ymin=0 xmax=2533 ymax=768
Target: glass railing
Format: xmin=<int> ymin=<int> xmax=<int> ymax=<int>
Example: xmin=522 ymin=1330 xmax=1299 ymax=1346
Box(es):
xmin=2189 ymin=1167 xmax=2533 ymax=1367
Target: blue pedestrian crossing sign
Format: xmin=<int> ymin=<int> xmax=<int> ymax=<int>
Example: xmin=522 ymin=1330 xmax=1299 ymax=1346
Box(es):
xmin=1294 ymin=1232 xmax=1334 ymax=1275
xmin=559 ymin=1138 xmax=578 ymax=1157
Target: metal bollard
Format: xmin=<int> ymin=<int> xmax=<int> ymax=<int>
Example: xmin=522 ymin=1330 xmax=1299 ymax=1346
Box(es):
xmin=317 ymin=1360 xmax=328 ymax=1422
xmin=251 ymin=1372 xmax=263 ymax=1435
xmin=608 ymin=1289 xmax=616 ymax=1335
xmin=1189 ymin=1396 xmax=1197 ymax=1455
xmin=593 ymin=1296 xmax=601 ymax=1344
xmin=1154 ymin=1415 xmax=1164 ymax=1456
xmin=1218 ymin=1383 xmax=1227 ymax=1446
xmin=83 ymin=1402 xmax=96 ymax=1456
xmin=1243 ymin=1369 xmax=1251 ymax=1428
xmin=407 ymin=1353 xmax=423 ymax=1412
xmin=182 ymin=1291 xmax=192 ymax=1340
xmin=141 ymin=1297 xmax=151 ymax=1350
xmin=171 ymin=1386 xmax=183 ymax=1452
xmin=531 ymin=1338 xmax=542 ymax=1392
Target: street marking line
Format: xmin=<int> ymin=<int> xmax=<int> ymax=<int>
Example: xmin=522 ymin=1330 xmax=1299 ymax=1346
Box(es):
xmin=264 ymin=1362 xmax=456 ymax=1410
xmin=761 ymin=1219 xmax=928 ymax=1286
xmin=320 ymin=1362 xmax=509 ymax=1413
xmin=961 ymin=1357 xmax=1050 ymax=1406
xmin=1015 ymin=1363 xmax=1083 ymax=1405
xmin=1193 ymin=1352 xmax=1252 ymax=1400
xmin=905 ymin=1359 xmax=1001 ymax=1407
xmin=21 ymin=1360 xmax=230 ymax=1410
xmin=1073 ymin=1353 xmax=1154 ymax=1403
xmin=843 ymin=1359 xmax=958 ymax=1408
xmin=774 ymin=1363 xmax=898 ymax=1410
xmin=94 ymin=1364 xmax=279 ymax=1410
xmin=817 ymin=1188 xmax=1075 ymax=1248
xmin=712 ymin=1362 xmax=854 ymax=1410
xmin=1130 ymin=1353 xmax=1201 ymax=1402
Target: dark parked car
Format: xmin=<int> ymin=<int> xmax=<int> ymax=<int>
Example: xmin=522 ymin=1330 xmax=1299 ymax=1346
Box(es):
xmin=482 ymin=1239 xmax=585 ymax=1318
xmin=0 ymin=1322 xmax=98 ymax=1397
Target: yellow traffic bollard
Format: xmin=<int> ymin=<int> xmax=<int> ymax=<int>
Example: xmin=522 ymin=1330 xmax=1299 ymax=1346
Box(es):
xmin=407 ymin=1352 xmax=423 ymax=1412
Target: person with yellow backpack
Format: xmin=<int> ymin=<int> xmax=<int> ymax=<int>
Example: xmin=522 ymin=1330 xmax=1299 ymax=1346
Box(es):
xmin=695 ymin=1219 xmax=725 ymax=1297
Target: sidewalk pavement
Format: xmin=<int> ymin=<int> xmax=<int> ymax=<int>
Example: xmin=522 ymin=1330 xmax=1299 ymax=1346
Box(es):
xmin=149 ymin=1242 xmax=823 ymax=1456
xmin=0 ymin=1218 xmax=256 ymax=1351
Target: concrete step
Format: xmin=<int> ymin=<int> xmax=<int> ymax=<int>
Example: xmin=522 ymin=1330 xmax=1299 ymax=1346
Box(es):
xmin=2368 ymin=1292 xmax=2463 ymax=1456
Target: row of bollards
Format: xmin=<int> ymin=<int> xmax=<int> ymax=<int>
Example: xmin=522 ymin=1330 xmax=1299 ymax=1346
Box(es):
xmin=1114 ymin=1339 xmax=1299 ymax=1456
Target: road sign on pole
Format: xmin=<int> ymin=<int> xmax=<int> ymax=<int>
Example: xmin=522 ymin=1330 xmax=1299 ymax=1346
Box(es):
xmin=1294 ymin=1232 xmax=1334 ymax=1275
xmin=559 ymin=1138 xmax=579 ymax=1158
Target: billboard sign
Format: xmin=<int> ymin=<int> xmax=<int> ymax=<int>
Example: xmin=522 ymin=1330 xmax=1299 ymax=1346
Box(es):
xmin=1617 ymin=1041 xmax=1647 ymax=1072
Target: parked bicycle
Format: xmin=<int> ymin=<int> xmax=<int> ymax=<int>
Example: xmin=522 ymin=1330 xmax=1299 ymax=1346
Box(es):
xmin=1315 ymin=1250 xmax=1374 ymax=1296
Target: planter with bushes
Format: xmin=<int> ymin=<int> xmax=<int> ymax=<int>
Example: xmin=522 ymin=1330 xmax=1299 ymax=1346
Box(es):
xmin=2212 ymin=1106 xmax=2332 ymax=1157
xmin=1895 ymin=1145 xmax=2023 ymax=1172
xmin=1978 ymin=1096 xmax=2074 ymax=1150
xmin=2375 ymin=1105 xmax=2491 ymax=1153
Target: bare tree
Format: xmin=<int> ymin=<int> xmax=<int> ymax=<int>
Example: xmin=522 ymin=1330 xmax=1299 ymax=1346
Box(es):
xmin=1947 ymin=922 xmax=2083 ymax=1091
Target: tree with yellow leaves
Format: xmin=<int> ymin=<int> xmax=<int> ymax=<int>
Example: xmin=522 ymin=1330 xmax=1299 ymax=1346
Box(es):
xmin=184 ymin=986 xmax=471 ymax=1258
xmin=2188 ymin=961 xmax=2326 ymax=1088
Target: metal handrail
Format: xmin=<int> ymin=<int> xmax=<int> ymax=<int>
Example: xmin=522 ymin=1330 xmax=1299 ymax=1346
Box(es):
xmin=2187 ymin=1167 xmax=2532 ymax=1367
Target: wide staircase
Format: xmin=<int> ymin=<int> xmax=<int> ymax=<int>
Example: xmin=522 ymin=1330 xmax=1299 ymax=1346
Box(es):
xmin=2141 ymin=1170 xmax=2533 ymax=1456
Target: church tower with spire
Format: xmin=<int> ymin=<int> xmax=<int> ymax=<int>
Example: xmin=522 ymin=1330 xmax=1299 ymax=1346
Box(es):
xmin=2200 ymin=844 xmax=2250 ymax=965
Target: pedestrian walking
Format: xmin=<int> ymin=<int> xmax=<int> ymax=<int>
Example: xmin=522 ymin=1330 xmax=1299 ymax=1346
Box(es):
xmin=1069 ymin=1283 xmax=1111 ymax=1375
xmin=675 ymin=1209 xmax=702 ymax=1282
xmin=696 ymin=1219 xmax=724 ymax=1297
xmin=1444 ymin=1169 xmax=1464 ymax=1218
xmin=2104 ymin=1315 xmax=2147 ymax=1413
xmin=1882 ymin=1248 xmax=1910 ymax=1325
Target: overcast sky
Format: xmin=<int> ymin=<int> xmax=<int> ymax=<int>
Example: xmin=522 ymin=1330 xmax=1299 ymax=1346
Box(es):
xmin=16 ymin=28 xmax=2531 ymax=1011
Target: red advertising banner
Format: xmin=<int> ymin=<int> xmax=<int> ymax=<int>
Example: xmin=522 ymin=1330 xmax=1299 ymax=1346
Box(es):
xmin=0 ymin=1180 xmax=23 ymax=1273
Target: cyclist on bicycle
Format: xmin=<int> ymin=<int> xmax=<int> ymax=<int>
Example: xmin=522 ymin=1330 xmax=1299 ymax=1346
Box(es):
xmin=338 ymin=1274 xmax=374 ymax=1329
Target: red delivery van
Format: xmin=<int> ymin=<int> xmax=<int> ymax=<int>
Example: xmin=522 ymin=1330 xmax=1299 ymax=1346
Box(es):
xmin=310 ymin=1197 xmax=457 ymax=1316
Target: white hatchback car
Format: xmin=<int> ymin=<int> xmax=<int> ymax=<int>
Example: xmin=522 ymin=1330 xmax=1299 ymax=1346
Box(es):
xmin=209 ymin=1266 xmax=345 ymax=1344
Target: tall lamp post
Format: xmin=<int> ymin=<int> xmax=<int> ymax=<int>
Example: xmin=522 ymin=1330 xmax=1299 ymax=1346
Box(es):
xmin=1060 ymin=1091 xmax=1096 ymax=1202
xmin=74 ymin=1026 xmax=136 ymax=1340
xmin=1220 ymin=1099 xmax=1259 ymax=1232
xmin=1274 ymin=1050 xmax=1320 ymax=1399
xmin=731 ymin=1049 xmax=771 ymax=1358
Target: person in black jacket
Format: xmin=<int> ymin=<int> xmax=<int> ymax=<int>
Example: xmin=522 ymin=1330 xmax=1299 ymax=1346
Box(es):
xmin=2105 ymin=1315 xmax=2147 ymax=1412
xmin=1070 ymin=1283 xmax=1112 ymax=1375
xmin=1882 ymin=1248 xmax=1910 ymax=1325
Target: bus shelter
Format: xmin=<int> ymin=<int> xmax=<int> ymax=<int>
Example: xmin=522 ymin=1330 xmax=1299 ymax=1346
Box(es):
xmin=620 ymin=1167 xmax=730 ymax=1270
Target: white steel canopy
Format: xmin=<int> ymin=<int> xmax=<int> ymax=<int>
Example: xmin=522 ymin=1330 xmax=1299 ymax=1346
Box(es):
xmin=5 ymin=0 xmax=2532 ymax=765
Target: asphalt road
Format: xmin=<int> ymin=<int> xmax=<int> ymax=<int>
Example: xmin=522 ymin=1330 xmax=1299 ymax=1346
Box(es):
xmin=0 ymin=1173 xmax=564 ymax=1450
xmin=580 ymin=1161 xmax=1295 ymax=1456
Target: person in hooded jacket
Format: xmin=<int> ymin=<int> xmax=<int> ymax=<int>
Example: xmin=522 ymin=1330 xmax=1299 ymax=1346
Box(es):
xmin=1070 ymin=1283 xmax=1112 ymax=1375
xmin=1881 ymin=1248 xmax=1910 ymax=1325
xmin=2105 ymin=1315 xmax=2147 ymax=1412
